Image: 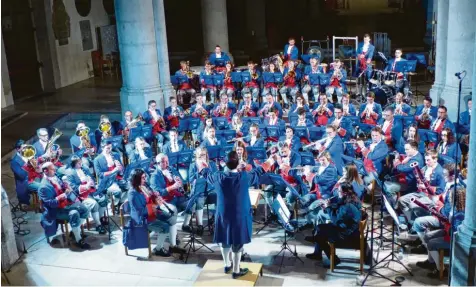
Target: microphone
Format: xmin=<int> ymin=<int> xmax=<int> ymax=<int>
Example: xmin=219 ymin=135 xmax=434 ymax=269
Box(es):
xmin=455 ymin=71 xmax=466 ymax=78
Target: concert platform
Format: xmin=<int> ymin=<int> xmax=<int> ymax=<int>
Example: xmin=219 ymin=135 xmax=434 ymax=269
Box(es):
xmin=194 ymin=260 xmax=263 ymax=286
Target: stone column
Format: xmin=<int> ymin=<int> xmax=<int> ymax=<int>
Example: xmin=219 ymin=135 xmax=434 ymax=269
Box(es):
xmin=429 ymin=0 xmax=448 ymax=105
xmin=201 ymin=0 xmax=230 ymax=54
xmin=437 ymin=0 xmax=475 ymax=122
xmin=450 ymin=36 xmax=476 ymax=286
xmin=115 ymin=0 xmax=164 ymax=115
xmin=1 ymin=31 xmax=14 ymax=108
xmin=1 ymin=186 xmax=19 ymax=270
xmin=153 ymin=0 xmax=174 ymax=109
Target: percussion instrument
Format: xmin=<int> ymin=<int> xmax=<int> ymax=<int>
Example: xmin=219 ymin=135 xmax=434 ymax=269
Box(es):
xmin=369 ymin=70 xmax=383 ymax=85
xmin=371 ymin=86 xmax=393 ymax=106
xmin=383 ymin=72 xmax=398 ymax=87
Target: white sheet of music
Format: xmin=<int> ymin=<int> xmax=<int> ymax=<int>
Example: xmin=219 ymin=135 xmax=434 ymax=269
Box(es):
xmin=249 ymin=189 xmax=261 ymax=208
xmin=275 ymin=194 xmax=291 ymax=223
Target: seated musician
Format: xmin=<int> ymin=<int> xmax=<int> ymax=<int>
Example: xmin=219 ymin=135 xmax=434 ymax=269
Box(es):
xmin=234 ymin=141 xmax=253 ymax=170
xmin=38 ymin=162 xmax=90 ymax=248
xmin=279 ymin=60 xmax=300 ymax=108
xmin=212 ymin=93 xmax=235 ymax=122
xmin=390 ymin=93 xmax=411 ymax=116
xmin=70 ymin=121 xmax=97 ymax=170
xmin=175 ymin=61 xmax=196 ymax=104
xmin=162 ymin=129 xmax=187 ymax=155
xmin=142 ymin=100 xmax=167 ymax=152
xmin=341 ymin=93 xmax=357 ymax=116
xmin=196 ymin=116 xmax=214 ymax=143
xmin=183 ymin=147 xmax=218 ymax=235
xmin=289 ymin=93 xmax=310 ymax=115
xmin=354 ymin=127 xmax=389 ymax=184
xmin=66 ymin=155 xmax=106 ymax=234
xmin=231 ymin=114 xmax=247 ymax=138
xmin=304 ymin=183 xmax=362 ymax=268
xmin=292 ymin=107 xmax=313 ymax=128
xmin=308 ymin=125 xmax=344 ymax=176
xmin=11 ymin=140 xmax=42 ymax=207
xmin=200 ymin=61 xmax=216 ymax=100
xmin=430 ymin=105 xmax=456 ymax=138
xmin=190 ymin=94 xmax=210 ymax=121
xmin=241 ymin=123 xmax=265 ymax=148
xmin=242 ymin=61 xmax=260 ymax=102
xmin=121 ymin=110 xmax=150 ymax=156
xmin=207 ymin=45 xmax=231 ymax=72
xmin=200 ymin=126 xmax=222 ymax=148
xmin=302 ymin=57 xmax=323 ymax=103
xmin=93 ymin=140 xmax=128 ymax=208
xmin=283 ymin=37 xmax=299 ymax=61
xmin=128 ymin=137 xmax=153 ymax=164
xmin=164 ymin=97 xmax=185 ymax=130
xmin=221 ymin=62 xmax=235 ymax=101
xmin=384 ymin=48 xmax=409 ymax=97
xmin=436 ymin=128 xmax=462 ymax=164
xmin=397 ymin=149 xmax=445 ymax=227
xmin=325 ymin=59 xmax=347 ymax=103
xmin=311 ymin=94 xmax=334 ymax=127
xmin=383 ymin=140 xmax=424 ymax=206
xmin=457 ymin=97 xmax=471 ymax=134
xmin=355 ymin=33 xmax=374 ymax=79
xmin=378 ymin=107 xmax=403 ymax=149
xmin=397 ymin=124 xmax=425 ymax=154
xmin=261 ymin=62 xmax=280 ymax=101
xmin=359 ymin=92 xmax=382 ymax=125
xmin=128 ymin=169 xmax=186 ymax=257
xmin=258 ymin=94 xmax=283 ymax=118
xmin=33 ymin=128 xmax=66 ymax=176
xmin=262 ymin=107 xmax=285 ymax=129
xmin=280 ymin=127 xmax=302 ymax=152
xmin=95 ymin=115 xmax=123 ymax=154
xmin=328 ymin=104 xmax=352 ymax=141
xmin=237 ymin=92 xmax=259 ymax=117
xmin=414 ymin=97 xmax=438 ymax=129
xmin=150 ymin=154 xmax=187 ymax=211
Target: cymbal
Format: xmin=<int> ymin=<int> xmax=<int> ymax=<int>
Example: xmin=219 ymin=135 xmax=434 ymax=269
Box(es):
xmin=319 ymin=63 xmax=328 ymax=67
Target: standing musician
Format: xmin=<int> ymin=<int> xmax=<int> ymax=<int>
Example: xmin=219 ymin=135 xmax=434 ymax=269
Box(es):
xmin=242 ymin=61 xmax=260 ymax=102
xmin=325 ymin=59 xmax=347 ymax=103
xmin=237 ymin=93 xmax=259 ymax=117
xmin=414 ymin=97 xmax=438 ymax=130
xmin=38 ymin=162 xmax=90 ymax=249
xmin=279 ymin=60 xmax=300 ymax=108
xmin=280 ymin=127 xmax=302 ymax=152
xmin=261 ymin=62 xmax=280 ymax=101
xmin=258 ymin=94 xmax=284 ymax=118
xmin=221 ymin=62 xmax=235 ymax=101
xmin=200 ymin=61 xmax=216 ymax=100
xmin=283 ymin=37 xmax=299 ymax=61
xmin=308 ymin=125 xmax=344 ymax=176
xmin=128 ymin=169 xmax=186 ymax=257
xmin=11 ymin=140 xmax=42 ymax=207
xmin=212 ymin=93 xmax=235 ymax=122
xmin=458 ymin=98 xmax=471 ymax=134
xmin=359 ymin=92 xmax=382 ymax=125
xmin=302 ymin=57 xmax=323 ymax=103
xmin=289 ymin=93 xmax=311 ymax=115
xmin=142 ymin=100 xmax=167 ymax=152
xmin=162 ymin=129 xmax=187 ymax=155
xmin=70 ymin=121 xmax=97 ymax=170
xmin=354 ymin=127 xmax=389 ymax=184
xmin=378 ymin=107 xmax=403 ymax=149
xmin=201 ymin=126 xmax=222 ymax=148
xmin=292 ymin=108 xmax=313 ymax=128
xmin=355 ymin=33 xmax=375 ymax=79
xmin=390 ymin=93 xmax=412 ymax=116
xmin=164 ymin=97 xmax=185 ymax=130
xmin=384 ymin=48 xmax=409 ymax=97
xmin=241 ymin=123 xmax=265 ymax=148
xmin=341 ymin=94 xmax=357 ymax=116
xmin=328 ymin=104 xmax=353 ymax=141
xmin=312 ymin=94 xmax=334 ymax=127
xmin=128 ymin=137 xmax=153 ymax=164
xmin=436 ymin=128 xmax=462 ymax=164
xmin=175 ymin=61 xmax=196 ymax=105
xmin=208 ymin=45 xmax=231 ymax=73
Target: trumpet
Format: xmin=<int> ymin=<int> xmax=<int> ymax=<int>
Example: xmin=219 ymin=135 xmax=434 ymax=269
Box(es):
xmin=331 ymin=68 xmax=343 ymax=81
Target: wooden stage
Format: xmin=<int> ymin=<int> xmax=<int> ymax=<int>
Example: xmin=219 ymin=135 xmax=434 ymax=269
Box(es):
xmin=194 ymin=260 xmax=263 ymax=286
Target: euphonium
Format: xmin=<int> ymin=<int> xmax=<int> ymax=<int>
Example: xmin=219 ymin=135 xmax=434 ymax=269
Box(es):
xmin=45 ymin=128 xmax=63 ymax=153
xmin=20 ymin=145 xmax=38 ymax=170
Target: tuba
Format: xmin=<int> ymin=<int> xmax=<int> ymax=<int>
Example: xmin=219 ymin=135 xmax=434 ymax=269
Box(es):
xmin=20 ymin=145 xmax=38 ymax=170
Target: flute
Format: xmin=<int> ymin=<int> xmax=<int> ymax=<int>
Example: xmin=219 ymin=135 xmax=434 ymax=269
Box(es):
xmin=302 ymin=137 xmax=328 ymax=149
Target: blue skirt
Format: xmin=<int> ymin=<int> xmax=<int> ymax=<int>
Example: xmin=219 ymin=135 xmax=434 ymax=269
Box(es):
xmin=213 ymin=212 xmax=252 ymax=245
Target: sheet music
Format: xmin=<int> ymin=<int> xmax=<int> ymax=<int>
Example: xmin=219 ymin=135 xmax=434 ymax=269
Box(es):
xmin=249 ymin=189 xmax=261 ymax=208
xmin=382 ymin=193 xmax=400 ymax=227
xmin=275 ymin=194 xmax=291 ymax=224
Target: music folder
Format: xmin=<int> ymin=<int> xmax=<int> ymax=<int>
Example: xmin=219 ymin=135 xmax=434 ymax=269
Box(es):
xmin=318 ymin=73 xmax=331 ymax=86
xmin=274 ymin=72 xmax=283 ymax=83
xmin=231 ymin=72 xmax=242 ymax=83
xmin=124 ymin=159 xmax=152 ymax=180
xmin=167 ymin=151 xmax=180 ymax=166
xmin=309 ymin=73 xmax=320 ymax=85
xmin=213 ymin=117 xmax=229 ymax=130
xmin=214 ymin=58 xmax=225 ymax=67
xmin=178 ymin=150 xmax=193 ymax=166
xmin=241 ymin=71 xmax=251 ymax=83
xmin=108 ymin=135 xmax=123 ymax=150
xmin=213 ymin=74 xmax=224 ymax=86
xmin=202 ymin=75 xmax=214 ymax=86
xmin=206 ymin=146 xmax=221 ymax=160
xmin=294 ymin=127 xmax=309 ymax=139
xmin=246 ymin=147 xmax=267 ymax=160
xmin=262 ymin=72 xmax=275 ymax=84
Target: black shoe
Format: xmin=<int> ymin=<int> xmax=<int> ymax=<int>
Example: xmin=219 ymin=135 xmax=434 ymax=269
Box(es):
xmin=176 ymin=236 xmax=181 ymax=245
xmin=232 ymin=268 xmax=249 ymax=279
xmin=169 ymin=245 xmax=186 ymax=254
xmin=49 ymin=238 xmax=61 ymax=246
xmin=427 ymin=267 xmax=447 ymax=279
xmin=96 ymin=225 xmax=107 ymax=235
xmin=75 ymin=239 xmax=90 ymax=249
xmin=305 ymin=253 xmax=323 ymax=260
xmin=70 ymin=231 xmax=88 ymax=240
xmin=197 ymin=225 xmax=204 ymax=236
xmin=410 ymin=244 xmax=427 ymax=254
xmin=154 ymin=247 xmax=171 ymax=257
xmin=416 ymin=259 xmax=437 ymax=270
xmin=301 ymin=223 xmax=314 ymax=231
xmin=182 ymin=225 xmax=193 ymax=233
xmin=101 ymin=217 xmax=109 ymax=226
xmin=322 ymin=256 xmax=341 ymax=268
xmin=224 ymin=263 xmax=233 ymax=274
xmin=304 ymin=235 xmax=317 ymax=243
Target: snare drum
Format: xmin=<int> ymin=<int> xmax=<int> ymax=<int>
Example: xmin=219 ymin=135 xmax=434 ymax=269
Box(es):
xmin=369 ymin=70 xmax=383 ymax=85
xmin=383 ymin=72 xmax=397 ymax=86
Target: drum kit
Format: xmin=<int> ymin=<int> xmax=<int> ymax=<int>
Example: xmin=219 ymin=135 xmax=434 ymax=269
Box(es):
xmin=368 ymin=69 xmax=405 ymax=106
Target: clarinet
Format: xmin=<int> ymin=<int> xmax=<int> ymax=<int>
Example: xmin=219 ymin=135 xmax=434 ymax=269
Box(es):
xmin=144 ymin=183 xmax=175 ymax=216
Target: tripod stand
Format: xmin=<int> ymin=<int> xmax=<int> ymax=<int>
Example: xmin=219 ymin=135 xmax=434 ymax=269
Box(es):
xmin=275 ymin=225 xmax=303 ymax=273
xmin=10 ymin=200 xmax=30 ymax=236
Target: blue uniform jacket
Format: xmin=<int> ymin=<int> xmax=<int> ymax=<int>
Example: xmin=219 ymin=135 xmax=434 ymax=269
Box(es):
xmin=243 ymin=137 xmax=265 ymax=148
xmin=93 ymin=152 xmax=122 ymax=189
xmin=283 ymin=44 xmax=299 ymax=60
xmin=327 ymin=68 xmax=347 ymax=91
xmin=128 ymin=148 xmax=154 ymax=164
xmin=189 ymin=161 xmax=218 ymax=195
xmin=208 ymin=52 xmax=231 ymax=67
xmin=33 ymin=141 xmax=47 ymax=158
xmin=310 ymin=164 xmax=338 ymax=199
xmin=162 ymin=140 xmax=188 ymax=155
xmin=328 ymin=202 xmax=362 ymax=237
xmin=70 ymin=133 xmax=98 ymax=153
xmin=414 ymin=105 xmax=438 ymax=121
xmin=458 ymin=111 xmax=470 ymax=134
xmin=384 ymin=58 xmax=407 ymax=72
xmin=150 ymin=167 xmax=184 ymax=197
xmin=421 ymin=164 xmax=446 ymax=195
xmin=259 ymin=102 xmax=283 ymax=118
xmin=389 ymin=103 xmax=412 ymax=115
xmin=365 ymin=140 xmax=389 ymax=174
xmin=395 ymin=153 xmax=424 ymax=190
xmin=328 ymin=116 xmax=353 ymax=140
xmin=237 ymin=101 xmax=260 ymax=115
xmin=278 ymin=136 xmax=302 ymax=151
xmin=142 ymin=109 xmax=163 ymax=125
xmin=356 ymin=42 xmax=375 ymax=60
xmin=322 ymin=136 xmax=345 ymax=176
xmin=359 ymin=103 xmax=383 ymax=122
xmin=10 ymin=153 xmax=29 ymax=205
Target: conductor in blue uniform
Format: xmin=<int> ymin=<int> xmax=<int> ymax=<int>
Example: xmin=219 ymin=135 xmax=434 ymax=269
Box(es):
xmin=199 ymin=151 xmax=274 ymax=279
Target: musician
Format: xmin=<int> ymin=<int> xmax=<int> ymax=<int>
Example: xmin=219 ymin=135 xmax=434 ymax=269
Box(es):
xmin=190 ymin=94 xmax=210 ymax=121
xmin=182 ymin=147 xmax=218 ymax=235
xmin=128 ymin=169 xmax=186 ymax=257
xmin=355 ymin=127 xmax=389 ymax=184
xmin=359 ymin=92 xmax=382 ymax=125
xmin=390 ymin=93 xmax=411 ymax=116
xmin=93 ymin=140 xmax=128 ymax=208
xmin=38 ymin=162 xmax=90 ymax=248
xmin=241 ymin=61 xmax=260 ymax=102
xmin=398 ymin=149 xmax=445 ymax=227
xmin=325 ymin=59 xmax=347 ymax=103
xmin=430 ymin=106 xmax=456 ymax=136
xmin=328 ymin=104 xmax=353 ymax=141
xmin=150 ymin=154 xmax=187 ymax=211
xmin=11 ymin=140 xmax=42 ymax=206
xmin=128 ymin=137 xmax=153 ymax=164
xmin=378 ymin=107 xmax=403 ymax=149
xmin=292 ymin=108 xmax=313 ymax=128
xmin=164 ymin=97 xmax=185 ymax=130
xmin=302 ymin=57 xmax=324 ymax=103
xmin=162 ymin=129 xmax=187 ymax=155
xmin=234 ymin=141 xmax=253 ymax=170
xmin=312 ymin=94 xmax=334 ymax=127
xmin=261 ymin=62 xmax=279 ymax=101
xmin=66 ymin=155 xmax=106 ymax=234
xmin=200 ymin=126 xmax=222 ymax=148
xmin=397 ymin=124 xmax=426 ymax=155
xmin=457 ymin=98 xmax=471 ymax=134
xmin=175 ymin=61 xmax=196 ymax=104
xmin=197 ymin=116 xmax=215 ymax=143
xmin=311 ymin=125 xmax=344 ymax=176
xmin=200 ymin=61 xmax=216 ymax=100
xmin=241 ymin=123 xmax=265 ymax=148
xmin=212 ymin=93 xmax=235 ymax=122
xmin=207 ymin=45 xmax=231 ymax=71
xmin=283 ymin=37 xmax=299 ymax=61
xmin=414 ymin=97 xmax=438 ymax=129
xmin=237 ymin=93 xmax=259 ymax=117
xmin=262 ymin=107 xmax=285 ymax=128
xmin=231 ymin=114 xmax=247 ymax=138
xmin=258 ymin=94 xmax=283 ymax=118
xmin=70 ymin=121 xmax=97 ymax=170
xmin=95 ymin=115 xmax=122 ymax=154
xmin=142 ymin=100 xmax=166 ymax=152
xmin=436 ymin=128 xmax=462 ymax=164
xmin=289 ymin=93 xmax=311 ymax=115
xmin=341 ymin=93 xmax=357 ymax=116
xmin=384 ymin=49 xmax=409 ymax=96
xmin=383 ymin=140 xmax=424 ymax=206
xmin=279 ymin=61 xmax=300 ymax=108
xmin=221 ymin=62 xmax=235 ymax=101
xmin=280 ymin=127 xmax=302 ymax=152
xmin=355 ymin=33 xmax=375 ymax=79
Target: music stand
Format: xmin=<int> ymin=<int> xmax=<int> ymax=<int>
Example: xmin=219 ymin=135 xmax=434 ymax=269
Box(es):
xmin=246 ymin=147 xmax=267 ymax=161
xmin=318 ymin=74 xmax=331 ymax=87
xmin=219 ymin=144 xmax=235 ymax=160
xmin=108 ymin=135 xmax=123 ymax=151
xmin=214 ymin=58 xmax=225 ymax=68
xmin=241 ymin=71 xmax=251 ymax=84
xmin=300 ymin=152 xmax=315 ymax=166
xmin=294 ymin=127 xmax=309 ymax=140
xmin=308 ymin=127 xmax=325 ymax=142
xmin=242 ymin=117 xmax=261 ymax=125
xmin=213 ymin=74 xmax=224 ymax=89
xmin=274 ymin=72 xmax=283 ymax=84
xmin=167 ymin=151 xmax=180 ymax=167
xmin=262 ymin=72 xmax=276 ymax=86
xmin=213 ymin=117 xmax=229 ymax=130
xmin=309 ymin=74 xmax=320 ymax=86
xmin=217 ymin=130 xmax=236 ymax=143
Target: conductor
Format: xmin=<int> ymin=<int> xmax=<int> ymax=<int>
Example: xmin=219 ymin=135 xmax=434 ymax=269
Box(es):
xmin=198 ymin=151 xmax=274 ymax=279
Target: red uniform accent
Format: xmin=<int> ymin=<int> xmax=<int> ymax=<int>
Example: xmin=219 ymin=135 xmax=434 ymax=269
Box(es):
xmin=284 ymin=76 xmax=296 ymax=87
xmin=330 ymin=77 xmax=341 ymax=87
xmin=361 ymin=109 xmax=378 ymax=125
xmin=162 ymin=175 xmax=183 ymax=203
xmin=223 ymin=77 xmax=234 ymax=90
xmin=24 ymin=164 xmax=41 ymax=183
xmin=382 ymin=121 xmax=394 ymax=146
xmin=50 ymin=180 xmax=70 ymax=209
xmin=167 ymin=115 xmax=180 ymax=128
xmin=337 ymin=127 xmax=347 ymax=137
xmin=265 ymin=82 xmax=277 ymax=89
xmin=107 ymin=166 xmax=123 ymax=180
